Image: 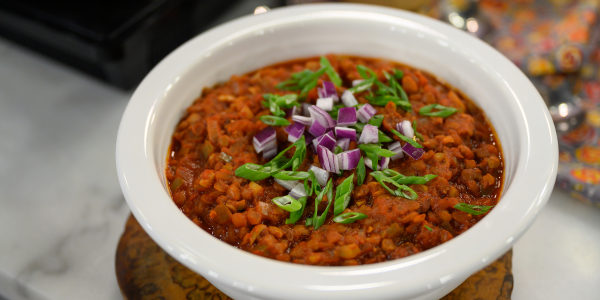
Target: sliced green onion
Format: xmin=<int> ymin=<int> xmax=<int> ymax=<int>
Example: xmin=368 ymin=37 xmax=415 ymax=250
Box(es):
xmin=390 ymin=128 xmax=423 ymax=148
xmin=347 ymin=78 xmax=374 ymax=93
xmin=379 ymin=130 xmax=393 ymax=143
xmin=382 ymin=169 xmax=437 ymax=185
xmin=260 ymin=115 xmax=290 ymax=126
xmin=286 ymin=197 xmax=307 ymax=224
xmin=370 ymin=171 xmax=418 ymax=200
xmin=235 ymin=163 xmax=273 ymax=181
xmin=305 ymin=217 xmax=313 ymax=226
xmin=419 ymin=104 xmax=458 ymax=118
xmin=272 ymin=195 xmax=302 ymax=212
xmin=273 ymin=171 xmax=310 ymax=180
xmin=454 ymin=203 xmax=494 ymax=215
xmin=368 ymin=115 xmax=384 ymax=127
xmin=320 ymin=56 xmax=342 ymax=87
xmin=424 ymin=225 xmax=433 ymax=232
xmin=333 ymin=174 xmax=354 ymax=216
xmin=412 ymin=120 xmax=424 ymax=141
xmin=356 ymin=156 xmax=366 ymax=186
xmin=313 ymin=179 xmax=333 ymax=229
xmin=333 ymin=212 xmax=367 ymax=224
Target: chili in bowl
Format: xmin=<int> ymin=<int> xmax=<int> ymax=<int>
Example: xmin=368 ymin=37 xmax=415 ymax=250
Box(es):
xmin=116 ymin=4 xmax=557 ymax=299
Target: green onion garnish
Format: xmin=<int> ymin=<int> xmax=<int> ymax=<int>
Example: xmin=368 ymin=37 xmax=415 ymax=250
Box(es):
xmin=424 ymin=225 xmax=433 ymax=232
xmin=262 ymin=93 xmax=299 ymax=117
xmin=368 ymin=114 xmax=384 ymax=127
xmin=454 ymin=203 xmax=494 ymax=215
xmin=320 ymin=56 xmax=342 ymax=87
xmin=273 ymin=171 xmax=310 ymax=180
xmin=419 ymin=104 xmax=458 ymax=118
xmin=272 ymin=195 xmax=302 ymax=212
xmin=358 ymin=144 xmax=396 ymax=169
xmin=356 ymin=156 xmax=366 ymax=186
xmin=313 ymin=179 xmax=333 ymax=229
xmin=333 ymin=212 xmax=367 ymax=224
xmin=234 ymin=163 xmax=274 ymax=181
xmin=382 ymin=169 xmax=437 ymax=185
xmin=333 ymin=174 xmax=354 ymax=216
xmin=260 ymin=115 xmax=290 ymax=126
xmin=412 ymin=120 xmax=424 ymax=141
xmin=276 ymin=56 xmax=341 ymax=97
xmin=370 ymin=171 xmax=418 ymax=200
xmin=285 ymin=196 xmax=307 ymax=224
xmin=390 ymin=128 xmax=423 ymax=148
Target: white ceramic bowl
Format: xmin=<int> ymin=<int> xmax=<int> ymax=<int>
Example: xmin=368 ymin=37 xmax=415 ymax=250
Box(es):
xmin=116 ymin=4 xmax=558 ymax=299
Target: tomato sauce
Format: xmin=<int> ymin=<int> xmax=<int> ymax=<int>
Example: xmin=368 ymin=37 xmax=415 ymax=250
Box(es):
xmin=166 ymin=55 xmax=503 ymax=266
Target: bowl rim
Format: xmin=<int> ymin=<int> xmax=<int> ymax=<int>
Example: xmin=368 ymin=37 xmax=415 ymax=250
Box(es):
xmin=116 ymin=3 xmax=558 ymax=299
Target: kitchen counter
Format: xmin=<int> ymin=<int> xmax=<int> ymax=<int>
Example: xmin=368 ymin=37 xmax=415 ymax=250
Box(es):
xmin=0 ymin=11 xmax=599 ymax=300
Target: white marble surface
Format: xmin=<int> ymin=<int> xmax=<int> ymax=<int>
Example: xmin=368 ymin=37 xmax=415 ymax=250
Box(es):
xmin=0 ymin=9 xmax=599 ymax=300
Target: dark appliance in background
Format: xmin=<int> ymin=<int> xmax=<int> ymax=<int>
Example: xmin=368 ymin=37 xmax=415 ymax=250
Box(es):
xmin=0 ymin=0 xmax=240 ymax=89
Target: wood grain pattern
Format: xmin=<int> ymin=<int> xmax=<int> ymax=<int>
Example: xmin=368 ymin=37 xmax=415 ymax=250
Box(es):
xmin=116 ymin=215 xmax=512 ymax=299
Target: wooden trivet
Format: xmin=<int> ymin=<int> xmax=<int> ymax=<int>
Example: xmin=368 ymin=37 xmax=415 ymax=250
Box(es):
xmin=116 ymin=215 xmax=513 ymax=299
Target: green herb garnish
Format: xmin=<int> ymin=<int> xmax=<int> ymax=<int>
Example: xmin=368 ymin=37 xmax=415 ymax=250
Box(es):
xmin=390 ymin=128 xmax=423 ymax=148
xmin=276 ymin=56 xmax=341 ymax=97
xmin=262 ymin=93 xmax=299 ymax=117
xmin=453 ymin=203 xmax=494 ymax=215
xmin=260 ymin=115 xmax=290 ymax=126
xmin=382 ymin=169 xmax=437 ymax=185
xmin=234 ymin=163 xmax=274 ymax=181
xmin=412 ymin=120 xmax=424 ymax=141
xmin=356 ymin=156 xmax=366 ymax=186
xmin=285 ymin=196 xmax=307 ymax=224
xmin=272 ymin=195 xmax=302 ymax=212
xmin=313 ymin=179 xmax=333 ymax=229
xmin=368 ymin=115 xmax=384 ymax=127
xmin=358 ymin=144 xmax=396 ymax=169
xmin=320 ymin=56 xmax=342 ymax=87
xmin=419 ymin=104 xmax=458 ymax=118
xmin=424 ymin=225 xmax=433 ymax=232
xmin=333 ymin=174 xmax=354 ymax=216
xmin=370 ymin=171 xmax=418 ymax=199
xmin=333 ymin=212 xmax=367 ymax=224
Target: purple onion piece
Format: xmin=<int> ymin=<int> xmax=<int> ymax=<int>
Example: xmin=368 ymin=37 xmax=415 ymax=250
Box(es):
xmin=336 ymin=138 xmax=350 ymax=151
xmin=308 ymin=120 xmax=326 ymax=137
xmin=292 ymin=115 xmax=312 ymax=126
xmin=322 ymin=81 xmax=339 ymax=101
xmin=397 ymin=120 xmax=414 ymax=139
xmin=379 ymin=157 xmax=390 ymax=170
xmin=317 ymin=87 xmax=326 ymax=99
xmin=358 ymin=124 xmax=379 ymax=144
xmin=357 ymin=104 xmax=377 ymax=123
xmin=309 ymin=165 xmax=329 ymax=186
xmin=388 ymin=141 xmax=404 ymax=160
xmin=316 ymin=97 xmax=334 ymax=111
xmin=285 ymin=122 xmax=305 ymax=142
xmin=263 ymin=147 xmax=278 ymax=159
xmin=402 ymin=143 xmax=425 ymax=160
xmin=317 ymin=145 xmax=331 ymax=171
xmin=317 ymin=132 xmax=336 ymax=151
xmin=341 ymin=90 xmax=358 ymax=107
xmin=337 ymin=106 xmax=357 ymax=126
xmin=339 ymin=149 xmax=361 ymax=170
xmin=335 ymin=126 xmax=357 ymax=140
xmin=308 ymin=105 xmax=335 ymax=128
xmin=302 ymin=103 xmax=312 ymax=117
xmin=253 ymin=127 xmax=276 ymax=153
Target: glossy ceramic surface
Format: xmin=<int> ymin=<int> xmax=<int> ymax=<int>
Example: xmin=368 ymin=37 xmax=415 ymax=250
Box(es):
xmin=116 ymin=4 xmax=558 ymax=299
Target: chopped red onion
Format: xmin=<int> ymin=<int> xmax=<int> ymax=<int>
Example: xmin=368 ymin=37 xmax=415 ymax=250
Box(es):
xmin=322 ymin=81 xmax=339 ymax=102
xmin=357 ymin=104 xmax=376 ymax=123
xmin=338 ymin=149 xmax=361 ymax=170
xmin=290 ymin=183 xmax=307 ymax=199
xmin=317 ymin=145 xmax=331 ymax=171
xmin=335 ymin=126 xmax=356 ymax=140
xmin=302 ymin=103 xmax=312 ymax=117
xmin=292 ymin=115 xmax=312 ymax=126
xmin=263 ymin=146 xmax=278 ymax=159
xmin=336 ymin=138 xmax=350 ymax=151
xmin=329 ymin=149 xmax=340 ymax=173
xmin=308 ymin=120 xmax=326 ymax=137
xmin=253 ymin=127 xmax=276 ymax=153
xmin=358 ymin=124 xmax=379 ymax=144
xmin=379 ymin=157 xmax=390 ymax=169
xmin=388 ymin=141 xmax=404 ymax=160
xmin=402 ymin=143 xmax=425 ymax=160
xmin=337 ymin=106 xmax=357 ymax=126
xmin=308 ymin=105 xmax=335 ymax=128
xmin=309 ymin=165 xmax=329 ymax=186
xmin=316 ymin=97 xmax=334 ymax=111
xmin=397 ymin=120 xmax=414 ymax=139
xmin=285 ymin=122 xmax=305 ymax=142
xmin=363 ymin=157 xmax=388 ymax=170
xmin=313 ymin=131 xmax=336 ymax=151
xmin=341 ymin=90 xmax=358 ymax=107
xmin=275 ymin=178 xmax=298 ymax=190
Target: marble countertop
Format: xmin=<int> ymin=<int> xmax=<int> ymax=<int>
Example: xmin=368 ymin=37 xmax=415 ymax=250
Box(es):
xmin=1 ymin=6 xmax=599 ymax=300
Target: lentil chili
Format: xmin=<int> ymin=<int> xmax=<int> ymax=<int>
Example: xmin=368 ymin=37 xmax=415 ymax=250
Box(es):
xmin=165 ymin=55 xmax=504 ymax=266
